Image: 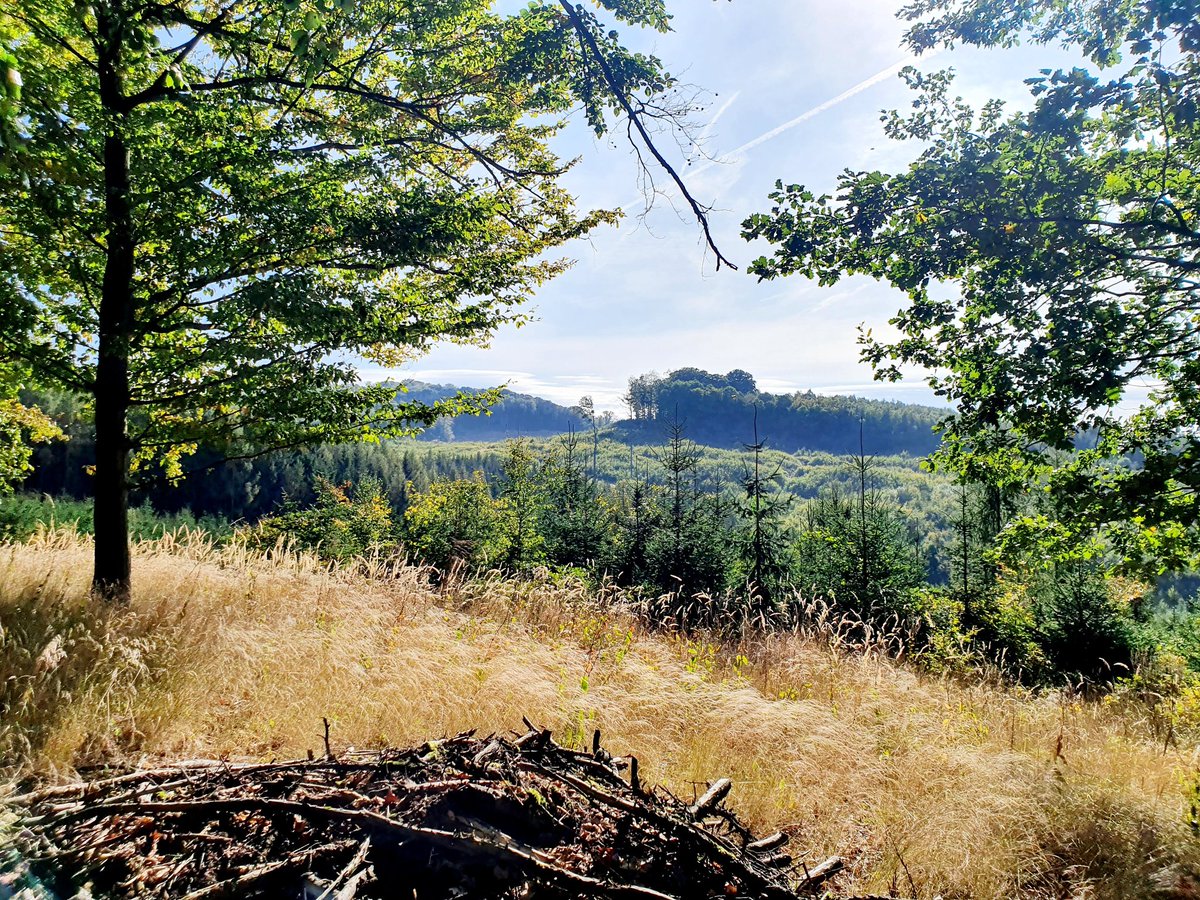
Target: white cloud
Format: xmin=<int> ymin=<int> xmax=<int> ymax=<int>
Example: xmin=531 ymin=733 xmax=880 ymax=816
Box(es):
xmin=384 ymin=2 xmax=1078 ymax=419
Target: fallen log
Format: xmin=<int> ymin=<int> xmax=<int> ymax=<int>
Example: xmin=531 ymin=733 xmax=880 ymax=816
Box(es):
xmin=688 ymin=777 xmax=733 ymax=818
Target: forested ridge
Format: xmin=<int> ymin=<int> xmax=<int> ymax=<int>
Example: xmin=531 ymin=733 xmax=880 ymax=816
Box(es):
xmin=615 ymin=368 xmax=946 ymax=455
xmin=378 ymin=369 xmax=948 ymax=453
xmin=15 ymin=367 xmax=946 ymax=519
xmin=396 ymin=381 xmax=589 ymax=441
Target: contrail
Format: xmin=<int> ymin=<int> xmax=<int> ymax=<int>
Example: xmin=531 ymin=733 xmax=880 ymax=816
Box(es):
xmin=620 ymin=53 xmax=934 ymax=210
xmin=711 ymin=55 xmax=923 ymax=166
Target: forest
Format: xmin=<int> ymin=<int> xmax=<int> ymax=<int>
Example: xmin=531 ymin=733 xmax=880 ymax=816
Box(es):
xmin=3 ymin=0 xmax=1200 ymax=896
xmin=5 ymin=380 xmax=1195 ymax=688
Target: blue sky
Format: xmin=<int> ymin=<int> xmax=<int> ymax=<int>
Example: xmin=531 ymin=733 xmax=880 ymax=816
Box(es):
xmin=367 ymin=1 xmax=1082 ymax=413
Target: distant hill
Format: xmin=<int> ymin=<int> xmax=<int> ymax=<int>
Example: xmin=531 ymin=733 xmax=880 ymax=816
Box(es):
xmin=411 ymin=369 xmax=947 ymax=457
xmin=391 ymin=381 xmax=588 ymax=441
xmin=612 ymin=368 xmax=946 ymax=456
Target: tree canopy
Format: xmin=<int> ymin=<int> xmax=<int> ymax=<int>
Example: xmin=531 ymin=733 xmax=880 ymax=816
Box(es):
xmin=0 ymin=367 xmax=63 ymax=491
xmin=743 ymin=0 xmax=1200 ymax=573
xmin=0 ymin=0 xmax=711 ymax=597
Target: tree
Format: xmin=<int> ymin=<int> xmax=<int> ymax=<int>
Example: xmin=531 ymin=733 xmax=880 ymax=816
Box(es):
xmin=794 ymin=438 xmax=925 ymax=620
xmin=539 ymin=430 xmax=610 ymax=568
xmin=404 ymin=473 xmax=508 ymax=573
xmin=725 ymin=369 xmax=757 ymax=394
xmin=743 ymin=0 xmax=1200 ymax=573
xmin=0 ymin=0 xmax=722 ymax=600
xmin=623 ymin=373 xmax=662 ymax=421
xmin=611 ymin=473 xmax=657 ymax=586
xmin=499 ymin=438 xmax=544 ymax=573
xmin=795 ymin=484 xmax=925 ymax=619
xmin=645 ymin=416 xmax=730 ymax=601
xmin=252 ymin=476 xmax=395 ymax=562
xmin=734 ymin=407 xmax=795 ymax=610
xmin=569 ymin=396 xmax=601 ymax=477
xmin=0 ymin=368 xmax=63 ymax=492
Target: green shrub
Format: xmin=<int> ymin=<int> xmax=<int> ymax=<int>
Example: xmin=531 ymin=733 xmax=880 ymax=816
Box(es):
xmin=250 ymin=477 xmax=396 ymax=561
xmin=0 ymin=494 xmax=229 ymax=542
xmin=403 ymin=474 xmax=508 ymax=572
xmin=0 ymin=495 xmax=92 ymax=539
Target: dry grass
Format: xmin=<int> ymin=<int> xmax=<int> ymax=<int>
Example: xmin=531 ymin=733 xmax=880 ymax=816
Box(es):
xmin=2 ymin=529 xmax=1199 ymax=898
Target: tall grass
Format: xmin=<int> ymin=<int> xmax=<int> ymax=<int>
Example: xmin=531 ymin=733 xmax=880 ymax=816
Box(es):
xmin=1 ymin=529 xmax=1198 ymax=898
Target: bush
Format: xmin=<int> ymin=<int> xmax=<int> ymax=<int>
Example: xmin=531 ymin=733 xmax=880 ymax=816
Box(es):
xmin=403 ymin=474 xmax=508 ymax=572
xmin=1028 ymin=563 xmax=1139 ymax=683
xmin=250 ymin=477 xmax=396 ymax=561
xmin=792 ymin=485 xmax=925 ymax=622
xmin=0 ymin=494 xmax=229 ymax=543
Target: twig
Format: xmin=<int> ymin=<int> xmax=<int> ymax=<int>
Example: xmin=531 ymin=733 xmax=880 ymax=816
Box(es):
xmin=515 ymin=761 xmax=640 ymax=813
xmin=556 ymin=0 xmax=737 ymax=271
xmin=315 ymin=837 xmax=372 ymax=900
xmin=178 ymin=858 xmax=291 ymax=899
xmin=688 ymin=778 xmax=732 ymax=818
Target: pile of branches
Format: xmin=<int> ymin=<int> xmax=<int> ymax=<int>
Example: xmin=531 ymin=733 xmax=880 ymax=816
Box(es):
xmin=2 ymin=724 xmax=860 ymax=900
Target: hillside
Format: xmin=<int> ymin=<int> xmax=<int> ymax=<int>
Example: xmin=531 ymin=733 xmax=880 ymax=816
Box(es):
xmin=395 ymin=381 xmax=589 ymax=442
xmin=615 ymin=368 xmax=947 ymax=456
xmin=396 ymin=368 xmax=948 ymax=457
xmin=19 ymin=369 xmax=951 ymax=527
xmin=2 ymin=530 xmax=1197 ymax=899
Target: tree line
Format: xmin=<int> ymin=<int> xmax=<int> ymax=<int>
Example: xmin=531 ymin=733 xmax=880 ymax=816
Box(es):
xmin=240 ymin=422 xmax=1166 ymax=686
xmin=616 ymin=369 xmax=946 ymax=455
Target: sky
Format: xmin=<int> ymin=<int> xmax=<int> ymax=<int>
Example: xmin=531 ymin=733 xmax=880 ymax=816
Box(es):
xmin=368 ymin=1 xmax=1083 ymax=414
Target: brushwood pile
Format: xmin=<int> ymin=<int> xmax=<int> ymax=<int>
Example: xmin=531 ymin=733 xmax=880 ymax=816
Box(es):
xmin=1 ymin=726 xmax=859 ymax=899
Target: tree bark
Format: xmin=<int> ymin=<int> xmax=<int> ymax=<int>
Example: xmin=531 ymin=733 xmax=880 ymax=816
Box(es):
xmin=93 ymin=11 xmax=134 ymax=602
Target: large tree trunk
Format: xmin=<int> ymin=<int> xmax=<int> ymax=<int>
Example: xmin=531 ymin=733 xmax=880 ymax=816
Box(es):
xmin=92 ymin=364 xmax=131 ymax=601
xmin=93 ymin=19 xmax=134 ymax=603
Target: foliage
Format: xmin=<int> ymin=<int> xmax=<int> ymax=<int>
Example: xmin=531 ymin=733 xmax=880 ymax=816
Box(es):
xmin=251 ymin=477 xmax=395 ymax=562
xmin=19 ymin=376 xmax=952 ymax=523
xmin=0 ymin=494 xmax=229 ymax=542
xmin=402 ymin=473 xmax=508 ymax=573
xmin=643 ymin=419 xmax=732 ymax=603
xmin=743 ymin=0 xmax=1200 ymax=574
xmin=793 ymin=483 xmax=926 ymax=621
xmin=608 ymin=476 xmax=659 ymax=586
xmin=1021 ymin=562 xmax=1142 ymax=682
xmin=0 ymin=0 xmax=690 ymax=595
xmin=539 ymin=432 xmax=611 ymax=569
xmin=0 ymin=399 xmax=61 ymax=494
xmin=401 ymin=382 xmax=588 ymax=442
xmin=20 ymin=382 xmax=1200 ymax=684
xmin=732 ymin=412 xmax=797 ymax=611
xmin=499 ymin=439 xmax=546 ymax=573
xmin=0 ymin=369 xmax=63 ymax=492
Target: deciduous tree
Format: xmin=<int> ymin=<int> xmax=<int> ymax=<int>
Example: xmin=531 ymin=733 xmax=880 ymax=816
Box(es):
xmin=0 ymin=0 xmax=715 ymax=599
xmin=744 ymin=0 xmax=1200 ymax=572
xmin=0 ymin=368 xmax=63 ymax=492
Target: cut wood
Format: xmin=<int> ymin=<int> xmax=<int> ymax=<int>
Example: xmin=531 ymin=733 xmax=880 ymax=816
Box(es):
xmin=688 ymin=777 xmax=733 ymax=818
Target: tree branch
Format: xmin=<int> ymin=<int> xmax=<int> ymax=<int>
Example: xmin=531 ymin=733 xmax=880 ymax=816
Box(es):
xmin=556 ymin=1 xmax=736 ymax=271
